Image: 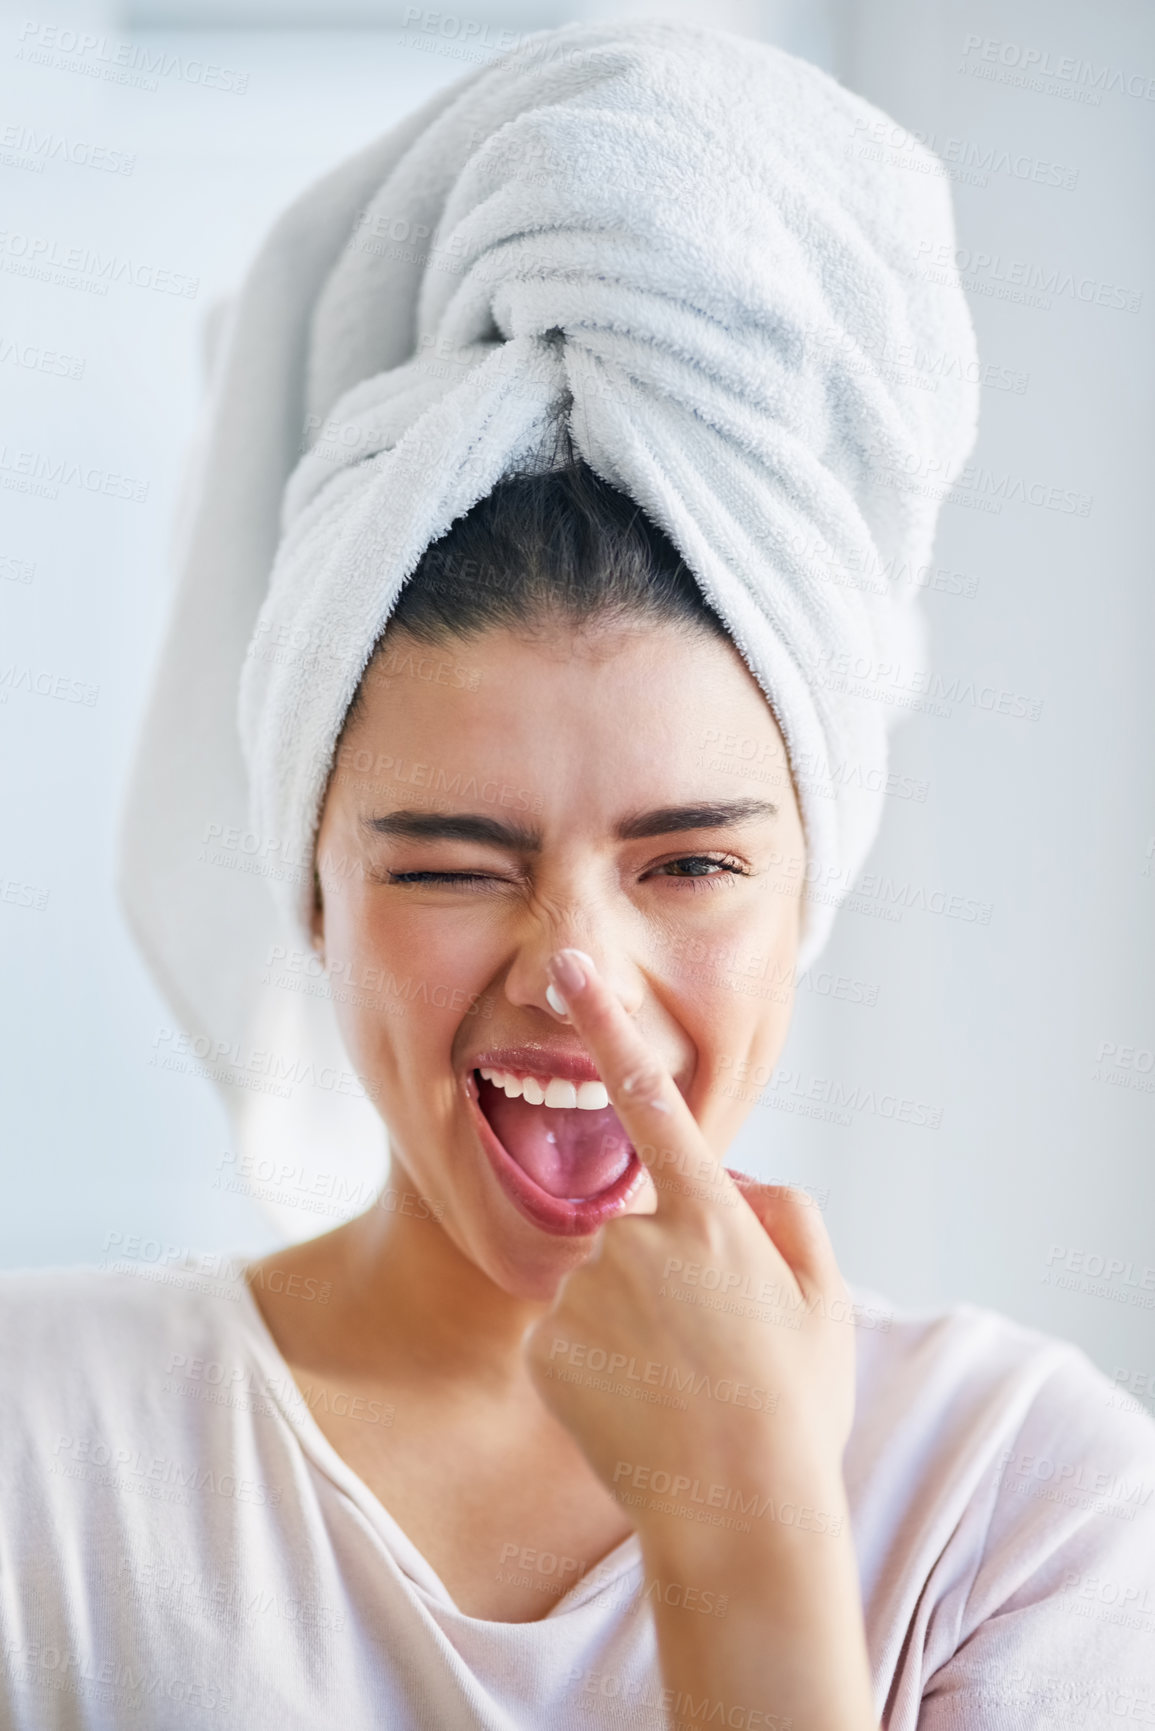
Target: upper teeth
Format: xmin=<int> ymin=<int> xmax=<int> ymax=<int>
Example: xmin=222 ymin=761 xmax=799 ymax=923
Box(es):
xmin=478 ymin=1068 xmax=609 ymax=1110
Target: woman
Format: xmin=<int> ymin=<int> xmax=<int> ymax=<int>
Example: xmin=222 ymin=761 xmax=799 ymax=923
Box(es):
xmin=3 ymin=19 xmax=1153 ymax=1731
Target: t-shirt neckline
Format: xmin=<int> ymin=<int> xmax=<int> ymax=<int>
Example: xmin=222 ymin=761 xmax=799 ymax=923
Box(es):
xmin=226 ymin=1262 xmax=645 ymax=1624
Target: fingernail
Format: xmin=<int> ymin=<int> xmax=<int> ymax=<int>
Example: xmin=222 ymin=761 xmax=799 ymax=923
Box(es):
xmin=548 ymin=949 xmax=591 ymax=995
xmin=545 ymin=982 xmax=570 ymax=1017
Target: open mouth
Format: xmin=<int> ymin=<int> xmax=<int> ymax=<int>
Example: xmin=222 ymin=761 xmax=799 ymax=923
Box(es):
xmin=476 ymin=1067 xmax=634 ymax=1200
xmin=464 ymin=1056 xmax=649 ymax=1235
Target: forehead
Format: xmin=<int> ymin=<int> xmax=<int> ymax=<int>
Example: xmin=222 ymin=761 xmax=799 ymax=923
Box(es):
xmin=331 ymin=623 xmax=793 ymax=816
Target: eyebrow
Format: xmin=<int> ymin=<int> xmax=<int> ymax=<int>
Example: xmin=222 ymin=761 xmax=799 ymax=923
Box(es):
xmin=361 ymin=799 xmax=778 ymax=852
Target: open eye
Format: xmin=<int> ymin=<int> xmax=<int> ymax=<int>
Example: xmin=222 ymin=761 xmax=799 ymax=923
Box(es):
xmin=648 ymin=853 xmax=749 ymax=885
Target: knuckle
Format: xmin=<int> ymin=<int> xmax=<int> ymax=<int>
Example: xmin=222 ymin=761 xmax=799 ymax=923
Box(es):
xmin=617 ymin=1060 xmax=667 ymax=1101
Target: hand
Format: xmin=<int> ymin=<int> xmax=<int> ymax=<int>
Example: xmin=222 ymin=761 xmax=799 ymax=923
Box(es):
xmin=526 ymin=948 xmax=878 ymax=1730
xmin=524 ymin=946 xmax=858 ymax=1547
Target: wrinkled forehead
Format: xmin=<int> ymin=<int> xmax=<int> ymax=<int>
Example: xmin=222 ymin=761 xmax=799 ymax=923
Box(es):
xmin=320 ymin=620 xmax=798 ymax=842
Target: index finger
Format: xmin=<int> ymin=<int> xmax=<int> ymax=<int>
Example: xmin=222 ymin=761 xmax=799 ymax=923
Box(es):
xmin=544 ymin=947 xmax=739 ymax=1219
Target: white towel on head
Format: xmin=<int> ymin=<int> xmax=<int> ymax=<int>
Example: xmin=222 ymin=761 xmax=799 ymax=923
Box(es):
xmin=119 ymin=20 xmax=979 ymax=1232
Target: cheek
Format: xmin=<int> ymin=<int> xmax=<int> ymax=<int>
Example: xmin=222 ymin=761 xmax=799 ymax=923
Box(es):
xmin=660 ymin=883 xmax=799 ymax=1114
xmin=319 ymin=885 xmax=499 ymax=1073
xmin=662 ymin=867 xmax=799 ymax=985
xmin=669 ymin=945 xmax=792 ymax=1057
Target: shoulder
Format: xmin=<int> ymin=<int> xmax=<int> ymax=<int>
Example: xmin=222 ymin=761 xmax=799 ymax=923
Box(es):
xmin=0 ymin=1260 xmax=257 ymax=1457
xmin=851 ymin=1282 xmax=1082 ymax=1412
xmin=848 ymin=1280 xmax=1154 ymax=1453
xmin=846 ymin=1286 xmax=1155 ymax=1720
xmin=847 ymin=1281 xmax=1155 ymax=1512
xmin=0 ymin=1257 xmax=251 ymax=1355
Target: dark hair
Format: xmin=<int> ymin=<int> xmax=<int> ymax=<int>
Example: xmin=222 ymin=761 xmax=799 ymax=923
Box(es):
xmin=342 ymin=438 xmax=730 ymax=728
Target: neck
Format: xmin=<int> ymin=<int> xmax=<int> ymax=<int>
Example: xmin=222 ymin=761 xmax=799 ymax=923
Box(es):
xmin=302 ymin=1176 xmax=550 ymax=1398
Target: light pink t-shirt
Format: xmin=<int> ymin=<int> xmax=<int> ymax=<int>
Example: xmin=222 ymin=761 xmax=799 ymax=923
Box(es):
xmin=0 ymin=1263 xmax=1152 ymax=1729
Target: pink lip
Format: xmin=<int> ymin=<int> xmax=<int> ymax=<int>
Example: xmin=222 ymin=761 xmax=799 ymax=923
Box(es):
xmin=467 ymin=1044 xmax=605 ymax=1085
xmin=462 ymin=1069 xmax=647 ymax=1237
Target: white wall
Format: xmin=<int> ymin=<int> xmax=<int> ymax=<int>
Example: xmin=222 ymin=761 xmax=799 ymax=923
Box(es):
xmin=1 ymin=0 xmax=1151 ymax=1391
xmin=732 ymin=0 xmax=1155 ymax=1384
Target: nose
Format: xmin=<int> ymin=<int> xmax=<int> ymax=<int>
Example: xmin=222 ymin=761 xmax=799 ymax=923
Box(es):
xmin=501 ymin=898 xmax=646 ymax=1023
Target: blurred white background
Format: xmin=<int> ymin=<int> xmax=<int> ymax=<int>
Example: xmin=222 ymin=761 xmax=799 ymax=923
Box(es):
xmin=1 ymin=0 xmax=1152 ymax=1385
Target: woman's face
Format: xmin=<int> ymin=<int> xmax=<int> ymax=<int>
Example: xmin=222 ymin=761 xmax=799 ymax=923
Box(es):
xmin=313 ymin=621 xmax=806 ymax=1299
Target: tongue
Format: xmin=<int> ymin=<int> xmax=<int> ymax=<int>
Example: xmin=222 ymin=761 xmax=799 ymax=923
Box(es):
xmin=480 ymin=1080 xmax=633 ymax=1199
